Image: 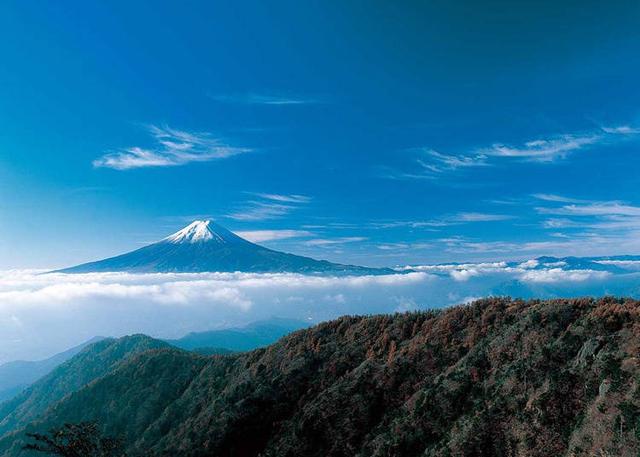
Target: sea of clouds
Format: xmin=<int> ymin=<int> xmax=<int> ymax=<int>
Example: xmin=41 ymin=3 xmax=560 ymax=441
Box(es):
xmin=1 ymin=261 xmax=639 ymax=363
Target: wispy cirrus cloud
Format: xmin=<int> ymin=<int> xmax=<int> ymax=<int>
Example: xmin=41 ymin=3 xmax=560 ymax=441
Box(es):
xmin=93 ymin=125 xmax=250 ymax=170
xmin=390 ymin=124 xmax=640 ymax=180
xmin=531 ymin=193 xmax=588 ymax=204
xmin=453 ymin=212 xmax=513 ymax=222
xmin=534 ymin=194 xmax=640 ymax=236
xmin=434 ymin=224 xmax=640 ymax=258
xmin=234 ymin=230 xmax=313 ymax=242
xmin=372 ymin=212 xmax=513 ymax=229
xmin=227 ymin=202 xmax=296 ymax=221
xmin=209 ymin=92 xmax=319 ymax=105
xmin=542 ymin=218 xmax=580 ymax=229
xmin=305 ymin=237 xmax=367 ymax=246
xmin=482 ymin=124 xmax=640 ymax=162
xmin=437 ymin=237 xmax=582 ymax=256
xmin=250 ymin=193 xmax=311 ymax=204
xmin=479 ymin=133 xmax=600 ymax=162
xmin=227 ymin=193 xmax=311 ymax=221
xmin=417 ymin=149 xmax=489 ymax=175
xmin=537 ymin=201 xmax=640 ymax=217
xmin=601 ymin=125 xmax=640 ymax=135
xmin=533 ymin=193 xmax=640 ymax=215
xmin=376 ymin=242 xmax=433 ymax=251
xmin=385 ymin=149 xmax=488 ymax=180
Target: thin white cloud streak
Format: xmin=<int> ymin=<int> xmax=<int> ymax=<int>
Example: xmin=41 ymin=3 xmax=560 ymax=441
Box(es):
xmin=386 ymin=149 xmax=488 ymax=180
xmin=234 ymin=230 xmax=313 ymax=242
xmin=480 ymin=133 xmax=600 ymax=162
xmin=601 ymin=125 xmax=640 ymax=134
xmin=532 ymin=193 xmax=588 ymax=204
xmin=393 ymin=125 xmax=640 ymax=179
xmin=376 ymin=242 xmax=433 ymax=251
xmin=401 ymin=261 xmax=508 ymax=272
xmin=417 ymin=149 xmax=489 ymax=175
xmin=252 ymin=193 xmax=311 ymax=204
xmin=491 ymin=124 xmax=640 ymax=161
xmin=227 ymin=202 xmax=299 ymax=221
xmin=373 ymin=212 xmax=513 ymax=229
xmin=454 ymin=212 xmax=513 ymax=222
xmin=227 ymin=193 xmax=311 ymax=221
xmin=209 ymin=93 xmax=319 ymax=105
xmin=440 ymin=238 xmax=572 ymax=255
xmin=433 ymin=229 xmax=640 ymax=259
xmin=305 ymin=237 xmax=367 ymax=246
xmin=537 ymin=202 xmax=640 ymax=217
xmin=93 ymin=125 xmax=250 ymax=170
xmin=533 ymin=196 xmax=640 ymax=251
xmin=542 ymin=218 xmax=578 ymax=228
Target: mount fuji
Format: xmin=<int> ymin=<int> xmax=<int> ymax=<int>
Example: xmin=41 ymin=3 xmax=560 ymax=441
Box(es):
xmin=56 ymin=220 xmax=389 ymax=275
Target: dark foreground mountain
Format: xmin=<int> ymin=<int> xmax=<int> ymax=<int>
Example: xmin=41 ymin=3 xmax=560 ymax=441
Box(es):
xmin=0 ymin=335 xmax=168 ymax=439
xmin=57 ymin=220 xmax=388 ymax=274
xmin=2 ymin=297 xmax=640 ymax=456
xmin=0 ymin=338 xmax=103 ymax=404
xmin=0 ymin=318 xmax=305 ymax=427
xmin=0 ymin=318 xmax=306 ymax=408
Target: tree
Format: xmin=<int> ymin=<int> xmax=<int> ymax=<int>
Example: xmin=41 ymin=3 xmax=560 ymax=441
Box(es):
xmin=23 ymin=422 xmax=125 ymax=457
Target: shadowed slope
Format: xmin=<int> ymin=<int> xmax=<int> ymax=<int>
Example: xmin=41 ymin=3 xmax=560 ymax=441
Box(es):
xmin=0 ymin=335 xmax=169 ymax=438
xmin=166 ymin=317 xmax=310 ymax=352
xmin=0 ymin=337 xmax=104 ymax=404
xmin=2 ymin=297 xmax=640 ymax=456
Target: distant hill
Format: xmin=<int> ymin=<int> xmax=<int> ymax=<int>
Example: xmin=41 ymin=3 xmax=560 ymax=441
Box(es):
xmin=0 ymin=337 xmax=104 ymax=404
xmin=166 ymin=317 xmax=310 ymax=352
xmin=0 ymin=335 xmax=169 ymax=439
xmin=0 ymin=318 xmax=306 ymax=410
xmin=56 ymin=220 xmax=389 ymax=274
xmin=1 ymin=297 xmax=639 ymax=456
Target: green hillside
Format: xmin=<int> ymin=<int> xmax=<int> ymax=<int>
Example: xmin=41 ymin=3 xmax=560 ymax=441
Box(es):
xmin=3 ymin=297 xmax=640 ymax=456
xmin=0 ymin=335 xmax=169 ymax=439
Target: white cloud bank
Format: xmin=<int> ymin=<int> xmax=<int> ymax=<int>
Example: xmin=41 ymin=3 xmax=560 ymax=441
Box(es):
xmin=0 ymin=271 xmax=430 ymax=363
xmin=399 ymin=261 xmax=608 ymax=283
xmin=0 ymin=260 xmax=636 ymax=364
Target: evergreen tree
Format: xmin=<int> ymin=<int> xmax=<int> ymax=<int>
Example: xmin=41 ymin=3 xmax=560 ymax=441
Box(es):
xmin=23 ymin=422 xmax=125 ymax=457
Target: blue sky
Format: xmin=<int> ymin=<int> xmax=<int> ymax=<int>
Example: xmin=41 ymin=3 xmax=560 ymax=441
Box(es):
xmin=2 ymin=0 xmax=640 ymax=268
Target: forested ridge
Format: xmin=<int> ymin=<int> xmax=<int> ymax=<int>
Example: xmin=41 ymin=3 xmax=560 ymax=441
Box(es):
xmin=2 ymin=297 xmax=640 ymax=456
xmin=0 ymin=336 xmax=169 ymax=439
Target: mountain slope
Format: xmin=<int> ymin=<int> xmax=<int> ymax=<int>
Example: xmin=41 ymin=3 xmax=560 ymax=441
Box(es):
xmin=0 ymin=335 xmax=169 ymax=438
xmin=0 ymin=338 xmax=104 ymax=404
xmin=57 ymin=220 xmax=388 ymax=274
xmin=0 ymin=318 xmax=303 ymax=406
xmin=3 ymin=297 xmax=640 ymax=456
xmin=166 ymin=317 xmax=310 ymax=352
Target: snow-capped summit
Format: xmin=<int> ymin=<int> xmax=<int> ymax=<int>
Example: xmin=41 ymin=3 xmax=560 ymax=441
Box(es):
xmin=56 ymin=220 xmax=390 ymax=275
xmin=164 ymin=220 xmax=242 ymax=244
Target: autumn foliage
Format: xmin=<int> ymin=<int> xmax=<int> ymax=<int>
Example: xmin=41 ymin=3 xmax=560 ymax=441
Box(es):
xmin=5 ymin=297 xmax=640 ymax=456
